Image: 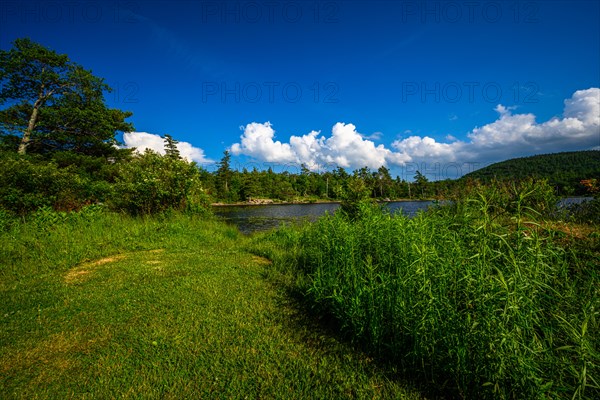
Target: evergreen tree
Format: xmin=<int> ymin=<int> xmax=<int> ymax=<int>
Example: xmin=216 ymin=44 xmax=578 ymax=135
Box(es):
xmin=0 ymin=38 xmax=133 ymax=156
xmin=377 ymin=166 xmax=393 ymax=198
xmin=240 ymin=168 xmax=260 ymax=200
xmin=216 ymin=150 xmax=232 ymax=200
xmin=163 ymin=134 xmax=181 ymax=160
xmin=414 ymin=170 xmax=429 ymax=198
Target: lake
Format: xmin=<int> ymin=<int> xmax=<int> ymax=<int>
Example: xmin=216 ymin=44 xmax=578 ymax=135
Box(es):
xmin=213 ymin=200 xmax=438 ymax=234
xmin=557 ymin=197 xmax=594 ymax=207
xmin=213 ymin=197 xmax=595 ymax=234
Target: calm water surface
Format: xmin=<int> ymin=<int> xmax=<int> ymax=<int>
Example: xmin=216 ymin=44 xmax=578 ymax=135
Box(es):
xmin=213 ymin=201 xmax=438 ymax=234
xmin=214 ymin=197 xmax=593 ymax=234
xmin=558 ymin=197 xmax=593 ymax=207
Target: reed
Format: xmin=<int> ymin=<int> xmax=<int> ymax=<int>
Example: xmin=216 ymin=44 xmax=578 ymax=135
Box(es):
xmin=253 ymin=181 xmax=599 ymax=399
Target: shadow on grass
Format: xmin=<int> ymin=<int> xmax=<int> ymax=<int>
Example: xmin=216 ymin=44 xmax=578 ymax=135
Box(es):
xmin=261 ymin=269 xmax=448 ymax=400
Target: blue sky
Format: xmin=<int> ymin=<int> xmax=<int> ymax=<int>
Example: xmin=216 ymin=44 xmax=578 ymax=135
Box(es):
xmin=1 ymin=0 xmax=599 ymax=179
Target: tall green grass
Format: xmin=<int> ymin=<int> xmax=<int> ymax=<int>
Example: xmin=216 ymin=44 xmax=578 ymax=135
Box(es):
xmin=252 ymin=181 xmax=599 ymax=399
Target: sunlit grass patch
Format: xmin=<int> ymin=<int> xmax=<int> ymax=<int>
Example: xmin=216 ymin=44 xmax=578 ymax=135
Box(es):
xmin=1 ymin=211 xmax=425 ymax=399
xmin=64 ymin=255 xmax=127 ymax=284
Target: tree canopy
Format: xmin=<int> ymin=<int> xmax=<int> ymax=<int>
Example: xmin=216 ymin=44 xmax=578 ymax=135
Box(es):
xmin=462 ymin=151 xmax=600 ymax=195
xmin=0 ymin=38 xmax=133 ymax=156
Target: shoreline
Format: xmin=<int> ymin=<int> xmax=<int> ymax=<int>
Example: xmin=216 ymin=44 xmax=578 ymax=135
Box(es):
xmin=211 ymin=199 xmax=341 ymax=207
xmin=211 ymin=195 xmax=595 ymax=207
xmin=211 ymin=198 xmax=438 ymax=207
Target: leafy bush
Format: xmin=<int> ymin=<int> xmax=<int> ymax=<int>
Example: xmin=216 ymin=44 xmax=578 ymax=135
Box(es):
xmin=336 ymin=176 xmax=374 ymax=219
xmin=0 ymin=152 xmax=110 ymax=214
xmin=25 ymin=204 xmax=109 ymax=232
xmin=111 ymin=150 xmax=211 ymax=215
xmin=29 ymin=205 xmax=68 ymax=228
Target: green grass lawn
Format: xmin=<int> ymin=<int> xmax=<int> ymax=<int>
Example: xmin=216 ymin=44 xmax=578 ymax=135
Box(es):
xmin=0 ymin=212 xmax=424 ymax=399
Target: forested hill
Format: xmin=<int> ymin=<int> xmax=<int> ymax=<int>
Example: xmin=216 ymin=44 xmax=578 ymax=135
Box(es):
xmin=462 ymin=150 xmax=600 ymax=195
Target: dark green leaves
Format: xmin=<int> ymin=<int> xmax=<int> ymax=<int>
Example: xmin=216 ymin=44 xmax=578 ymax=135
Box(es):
xmin=0 ymin=38 xmax=133 ymax=156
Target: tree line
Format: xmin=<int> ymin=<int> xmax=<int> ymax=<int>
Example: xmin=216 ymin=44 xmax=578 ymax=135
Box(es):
xmin=200 ymin=147 xmax=600 ymax=202
xmin=202 ymin=150 xmax=448 ymax=203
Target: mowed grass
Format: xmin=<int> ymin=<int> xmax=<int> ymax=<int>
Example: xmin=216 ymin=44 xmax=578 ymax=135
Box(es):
xmin=0 ymin=210 xmax=424 ymax=399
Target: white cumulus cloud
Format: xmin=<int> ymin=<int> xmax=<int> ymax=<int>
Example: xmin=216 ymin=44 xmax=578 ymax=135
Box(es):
xmin=230 ymin=122 xmax=295 ymax=164
xmin=231 ymin=122 xmax=411 ymax=170
xmin=393 ymin=87 xmax=600 ymax=163
xmin=231 ymin=88 xmax=599 ymax=173
xmin=122 ymin=132 xmax=212 ymax=163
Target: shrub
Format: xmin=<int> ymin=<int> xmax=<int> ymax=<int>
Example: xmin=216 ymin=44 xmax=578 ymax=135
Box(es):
xmin=336 ymin=176 xmax=374 ymax=220
xmin=0 ymin=152 xmax=108 ymax=214
xmin=110 ymin=150 xmax=211 ymax=215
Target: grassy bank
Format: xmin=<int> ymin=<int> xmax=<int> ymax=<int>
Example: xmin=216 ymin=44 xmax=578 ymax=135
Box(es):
xmin=250 ymin=184 xmax=599 ymax=399
xmin=0 ymin=209 xmax=423 ymax=399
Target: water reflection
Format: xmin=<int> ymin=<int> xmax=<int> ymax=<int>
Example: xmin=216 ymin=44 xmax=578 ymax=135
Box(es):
xmin=557 ymin=197 xmax=593 ymax=207
xmin=213 ymin=197 xmax=592 ymax=234
xmin=213 ymin=201 xmax=437 ymax=234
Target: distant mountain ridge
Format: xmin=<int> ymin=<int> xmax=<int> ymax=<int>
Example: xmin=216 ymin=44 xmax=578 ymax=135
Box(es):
xmin=462 ymin=150 xmax=600 ymax=195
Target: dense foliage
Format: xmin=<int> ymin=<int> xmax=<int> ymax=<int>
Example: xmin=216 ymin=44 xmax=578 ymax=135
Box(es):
xmin=0 ymin=38 xmax=133 ymax=156
xmin=201 ymin=158 xmax=448 ymax=203
xmin=0 ymin=148 xmax=211 ymax=216
xmin=0 ymin=152 xmax=112 ymax=214
xmin=111 ymin=149 xmax=210 ymax=215
xmin=463 ymin=151 xmax=600 ymax=196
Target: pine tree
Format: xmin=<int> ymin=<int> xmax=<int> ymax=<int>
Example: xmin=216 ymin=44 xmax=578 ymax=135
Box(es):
xmin=163 ymin=134 xmax=181 ymax=160
xmin=0 ymin=38 xmax=133 ymax=156
xmin=216 ymin=150 xmax=232 ymax=200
